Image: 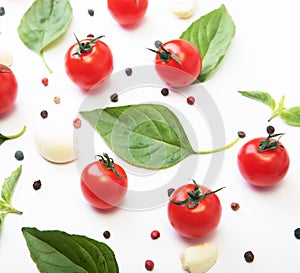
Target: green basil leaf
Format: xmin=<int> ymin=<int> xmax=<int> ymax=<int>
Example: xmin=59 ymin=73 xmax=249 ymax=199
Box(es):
xmin=238 ymin=91 xmax=276 ymax=110
xmin=280 ymin=106 xmax=300 ymax=126
xmin=80 ymin=104 xmax=196 ymax=169
xmin=1 ymin=165 xmax=22 ymax=205
xmin=0 ymin=200 xmax=10 ymax=211
xmin=180 ymin=4 xmax=236 ymax=82
xmin=17 ymin=0 xmax=72 ymax=72
xmin=22 ymin=227 xmax=119 ymax=273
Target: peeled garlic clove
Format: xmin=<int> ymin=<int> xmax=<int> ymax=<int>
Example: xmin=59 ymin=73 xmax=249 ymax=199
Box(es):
xmin=35 ymin=125 xmax=76 ymax=164
xmin=0 ymin=48 xmax=13 ymax=66
xmin=181 ymin=243 xmax=218 ymax=273
xmin=169 ymin=0 xmax=197 ymax=19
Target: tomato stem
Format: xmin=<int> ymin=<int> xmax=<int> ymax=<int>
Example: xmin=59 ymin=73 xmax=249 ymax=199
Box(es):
xmin=147 ymin=40 xmax=182 ymax=66
xmin=73 ymin=33 xmax=105 ymax=56
xmin=170 ymin=180 xmax=225 ymax=209
xmin=258 ymin=126 xmax=284 ymax=152
xmin=97 ymin=153 xmax=122 ymax=179
xmin=196 ymin=131 xmax=245 ymax=155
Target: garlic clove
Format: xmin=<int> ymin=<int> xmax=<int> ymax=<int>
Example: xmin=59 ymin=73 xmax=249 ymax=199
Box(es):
xmin=169 ymin=0 xmax=197 ymax=19
xmin=35 ymin=125 xmax=76 ymax=164
xmin=181 ymin=243 xmax=218 ymax=273
xmin=0 ymin=48 xmax=13 ymax=67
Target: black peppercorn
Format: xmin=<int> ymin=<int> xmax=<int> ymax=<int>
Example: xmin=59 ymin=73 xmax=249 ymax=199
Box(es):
xmin=40 ymin=110 xmax=48 ymax=119
xmin=88 ymin=9 xmax=94 ymax=16
xmin=110 ymin=93 xmax=118 ymax=103
xmin=125 ymin=68 xmax=132 ymax=76
xmin=167 ymin=188 xmax=175 ymax=197
xmin=267 ymin=125 xmax=275 ymax=135
xmin=231 ymin=202 xmax=240 ymax=211
xmin=161 ymin=88 xmax=169 ymax=96
xmin=294 ymin=228 xmax=300 ymax=239
xmin=33 ymin=180 xmax=42 ymax=190
xmin=238 ymin=131 xmax=246 ymax=138
xmin=244 ymin=251 xmax=254 ymax=263
xmin=103 ymin=230 xmax=111 ymax=239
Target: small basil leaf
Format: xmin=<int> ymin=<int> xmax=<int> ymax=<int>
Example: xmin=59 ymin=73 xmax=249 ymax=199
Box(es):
xmin=280 ymin=106 xmax=300 ymax=126
xmin=180 ymin=4 xmax=236 ymax=82
xmin=80 ymin=104 xmax=196 ymax=169
xmin=1 ymin=165 xmax=22 ymax=205
xmin=238 ymin=91 xmax=276 ymax=110
xmin=22 ymin=227 xmax=119 ymax=273
xmin=17 ymin=0 xmax=72 ymax=72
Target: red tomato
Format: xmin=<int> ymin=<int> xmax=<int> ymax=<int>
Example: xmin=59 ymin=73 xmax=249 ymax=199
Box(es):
xmin=237 ymin=136 xmax=289 ymax=187
xmin=108 ymin=0 xmax=148 ymax=26
xmin=150 ymin=39 xmax=202 ymax=88
xmin=168 ymin=181 xmax=222 ymax=238
xmin=80 ymin=154 xmax=128 ymax=209
xmin=0 ymin=64 xmax=18 ymax=114
xmin=65 ymin=35 xmax=113 ymax=91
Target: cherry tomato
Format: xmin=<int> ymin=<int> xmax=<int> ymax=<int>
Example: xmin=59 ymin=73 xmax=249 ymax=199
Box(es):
xmin=167 ymin=180 xmax=222 ymax=238
xmin=237 ymin=131 xmax=290 ymax=187
xmin=80 ymin=154 xmax=128 ymax=209
xmin=150 ymin=39 xmax=202 ymax=88
xmin=0 ymin=64 xmax=18 ymax=114
xmin=108 ymin=0 xmax=148 ymax=26
xmin=65 ymin=35 xmax=113 ymax=91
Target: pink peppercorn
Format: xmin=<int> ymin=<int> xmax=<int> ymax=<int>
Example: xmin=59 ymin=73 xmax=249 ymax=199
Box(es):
xmin=187 ymin=96 xmax=195 ymax=105
xmin=41 ymin=78 xmax=48 ymax=86
xmin=150 ymin=230 xmax=160 ymax=240
xmin=73 ymin=118 xmax=81 ymax=129
xmin=145 ymin=260 xmax=154 ymax=271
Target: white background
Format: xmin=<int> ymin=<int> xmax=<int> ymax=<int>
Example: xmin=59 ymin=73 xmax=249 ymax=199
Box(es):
xmin=1 ymin=0 xmax=300 ymax=272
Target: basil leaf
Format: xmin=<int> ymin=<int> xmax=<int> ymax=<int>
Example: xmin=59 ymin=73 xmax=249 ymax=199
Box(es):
xmin=22 ymin=227 xmax=119 ymax=273
xmin=80 ymin=104 xmax=196 ymax=169
xmin=1 ymin=165 xmax=22 ymax=205
xmin=280 ymin=106 xmax=300 ymax=126
xmin=238 ymin=91 xmax=276 ymax=110
xmin=0 ymin=200 xmax=11 ymax=211
xmin=180 ymin=4 xmax=236 ymax=82
xmin=17 ymin=0 xmax=73 ymax=73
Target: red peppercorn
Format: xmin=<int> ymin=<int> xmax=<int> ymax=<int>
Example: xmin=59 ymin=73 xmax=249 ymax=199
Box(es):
xmin=231 ymin=202 xmax=240 ymax=211
xmin=145 ymin=260 xmax=154 ymax=271
xmin=73 ymin=118 xmax=82 ymax=129
xmin=41 ymin=78 xmax=48 ymax=86
xmin=187 ymin=96 xmax=195 ymax=105
xmin=150 ymin=230 xmax=160 ymax=240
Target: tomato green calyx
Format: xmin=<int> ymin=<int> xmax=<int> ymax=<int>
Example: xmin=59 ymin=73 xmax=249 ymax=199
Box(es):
xmin=170 ymin=180 xmax=225 ymax=209
xmin=196 ymin=131 xmax=246 ymax=155
xmin=0 ymin=64 xmax=11 ymax=74
xmin=148 ymin=40 xmax=182 ymax=66
xmin=73 ymin=33 xmax=105 ymax=56
xmin=97 ymin=153 xmax=122 ymax=178
xmin=258 ymin=126 xmax=284 ymax=152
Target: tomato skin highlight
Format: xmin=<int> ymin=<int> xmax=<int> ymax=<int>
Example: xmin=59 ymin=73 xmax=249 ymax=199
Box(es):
xmin=0 ymin=65 xmax=18 ymax=114
xmin=64 ymin=38 xmax=113 ymax=91
xmin=108 ymin=0 xmax=148 ymax=26
xmin=167 ymin=184 xmax=222 ymax=238
xmin=80 ymin=160 xmax=128 ymax=209
xmin=155 ymin=39 xmax=202 ymax=88
xmin=237 ymin=137 xmax=290 ymax=187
